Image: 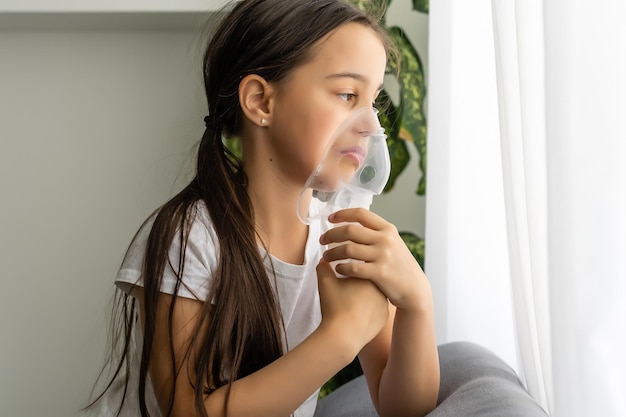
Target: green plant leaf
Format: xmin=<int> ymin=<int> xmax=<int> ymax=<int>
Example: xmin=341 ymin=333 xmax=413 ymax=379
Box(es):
xmin=348 ymin=0 xmax=393 ymax=23
xmin=399 ymin=231 xmax=425 ymax=268
xmin=377 ymin=90 xmax=409 ymax=193
xmin=224 ymin=136 xmax=242 ymax=160
xmin=319 ymin=357 xmax=363 ymax=399
xmin=355 ymin=0 xmax=393 ymax=8
xmin=412 ymin=0 xmax=429 ymax=14
xmin=385 ymin=134 xmax=410 ymax=193
xmin=386 ymin=26 xmax=427 ymax=195
xmin=348 ymin=0 xmax=369 ymax=11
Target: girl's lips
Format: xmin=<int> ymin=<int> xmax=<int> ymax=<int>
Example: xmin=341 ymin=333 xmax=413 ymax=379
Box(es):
xmin=340 ymin=146 xmax=366 ymax=167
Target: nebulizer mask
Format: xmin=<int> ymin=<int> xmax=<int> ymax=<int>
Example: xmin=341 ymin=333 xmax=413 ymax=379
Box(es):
xmin=296 ymin=106 xmax=391 ymax=224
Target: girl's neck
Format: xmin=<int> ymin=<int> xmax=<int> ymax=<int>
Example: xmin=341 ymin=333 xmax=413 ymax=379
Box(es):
xmin=245 ymin=167 xmax=312 ymax=265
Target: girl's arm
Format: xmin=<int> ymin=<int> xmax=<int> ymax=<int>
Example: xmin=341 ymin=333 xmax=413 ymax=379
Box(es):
xmin=137 ymin=260 xmax=389 ymax=417
xmin=359 ymin=289 xmax=439 ymax=417
xmin=321 ymin=208 xmax=441 ymax=417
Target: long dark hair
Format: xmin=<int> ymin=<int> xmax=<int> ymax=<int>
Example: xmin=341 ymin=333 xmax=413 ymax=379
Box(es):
xmin=88 ymin=1 xmax=394 ymax=416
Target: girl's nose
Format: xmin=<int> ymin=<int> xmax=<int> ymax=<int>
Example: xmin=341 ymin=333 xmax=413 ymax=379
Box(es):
xmin=355 ymin=107 xmax=381 ymax=136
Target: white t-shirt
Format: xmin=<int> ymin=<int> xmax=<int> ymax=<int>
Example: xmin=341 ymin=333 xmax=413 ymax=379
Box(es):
xmin=87 ymin=201 xmax=327 ymax=417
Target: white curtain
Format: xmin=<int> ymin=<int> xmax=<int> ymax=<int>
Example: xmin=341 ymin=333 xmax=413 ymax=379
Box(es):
xmin=427 ymin=0 xmax=626 ymax=416
xmin=491 ymin=0 xmax=552 ymax=411
xmin=426 ymin=0 xmax=519 ymax=371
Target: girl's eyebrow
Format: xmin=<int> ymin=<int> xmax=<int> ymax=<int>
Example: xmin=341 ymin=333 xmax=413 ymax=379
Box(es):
xmin=325 ymin=72 xmax=385 ymax=91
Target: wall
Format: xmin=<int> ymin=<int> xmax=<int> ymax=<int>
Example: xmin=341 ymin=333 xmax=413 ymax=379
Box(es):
xmin=0 ymin=29 xmax=206 ymax=417
xmin=0 ymin=3 xmax=427 ymax=417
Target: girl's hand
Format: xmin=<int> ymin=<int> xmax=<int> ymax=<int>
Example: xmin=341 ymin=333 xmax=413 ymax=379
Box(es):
xmin=316 ymin=261 xmax=389 ymax=351
xmin=320 ymin=208 xmax=429 ymax=312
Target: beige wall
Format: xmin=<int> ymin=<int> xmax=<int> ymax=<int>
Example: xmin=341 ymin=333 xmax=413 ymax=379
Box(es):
xmin=0 ymin=4 xmax=427 ymax=416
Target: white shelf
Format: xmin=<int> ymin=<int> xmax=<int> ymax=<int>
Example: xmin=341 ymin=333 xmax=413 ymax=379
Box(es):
xmin=0 ymin=1 xmax=226 ymax=30
xmin=0 ymin=0 xmax=225 ymax=13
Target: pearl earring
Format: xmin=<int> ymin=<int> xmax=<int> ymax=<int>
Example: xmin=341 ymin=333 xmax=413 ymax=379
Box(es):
xmin=261 ymin=118 xmax=267 ymax=125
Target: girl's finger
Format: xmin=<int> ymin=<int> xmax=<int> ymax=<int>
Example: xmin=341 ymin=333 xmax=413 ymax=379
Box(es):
xmin=328 ymin=208 xmax=389 ymax=231
xmin=333 ymin=260 xmax=384 ymax=283
xmin=320 ymin=222 xmax=378 ymax=246
xmin=316 ymin=260 xmax=337 ymax=281
xmin=322 ymin=242 xmax=379 ymax=263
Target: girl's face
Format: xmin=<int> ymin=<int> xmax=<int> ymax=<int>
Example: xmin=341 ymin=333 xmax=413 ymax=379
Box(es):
xmin=266 ymin=22 xmax=387 ymax=188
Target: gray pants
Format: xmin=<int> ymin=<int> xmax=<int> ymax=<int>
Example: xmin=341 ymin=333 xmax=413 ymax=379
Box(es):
xmin=314 ymin=342 xmax=549 ymax=417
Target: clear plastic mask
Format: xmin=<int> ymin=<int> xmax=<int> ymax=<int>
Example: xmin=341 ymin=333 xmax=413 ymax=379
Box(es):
xmin=296 ymin=106 xmax=391 ymax=224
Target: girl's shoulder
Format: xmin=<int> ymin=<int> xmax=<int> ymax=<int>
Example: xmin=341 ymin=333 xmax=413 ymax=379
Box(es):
xmin=127 ymin=200 xmax=218 ymax=258
xmin=115 ymin=200 xmax=220 ymax=301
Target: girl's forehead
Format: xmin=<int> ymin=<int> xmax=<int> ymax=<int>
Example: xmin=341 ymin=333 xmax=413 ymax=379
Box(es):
xmin=305 ymin=23 xmax=387 ymax=83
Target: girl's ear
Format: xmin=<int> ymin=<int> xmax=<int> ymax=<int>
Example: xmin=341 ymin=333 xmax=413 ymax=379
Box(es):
xmin=239 ymin=74 xmax=275 ymax=127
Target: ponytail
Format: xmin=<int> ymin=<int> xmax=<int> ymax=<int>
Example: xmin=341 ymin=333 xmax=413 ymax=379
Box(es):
xmin=137 ymin=124 xmax=284 ymax=417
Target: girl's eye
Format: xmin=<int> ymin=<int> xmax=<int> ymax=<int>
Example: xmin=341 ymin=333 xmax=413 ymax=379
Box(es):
xmin=338 ymin=93 xmax=357 ymax=102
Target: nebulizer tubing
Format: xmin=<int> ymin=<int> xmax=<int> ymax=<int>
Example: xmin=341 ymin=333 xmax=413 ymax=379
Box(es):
xmin=296 ymin=106 xmax=391 ymax=275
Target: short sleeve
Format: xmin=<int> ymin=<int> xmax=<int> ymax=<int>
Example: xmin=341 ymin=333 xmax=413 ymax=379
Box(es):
xmin=115 ymin=204 xmax=219 ymax=301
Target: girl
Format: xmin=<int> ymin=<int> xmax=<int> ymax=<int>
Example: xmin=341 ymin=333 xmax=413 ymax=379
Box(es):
xmin=86 ymin=1 xmax=440 ymax=416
